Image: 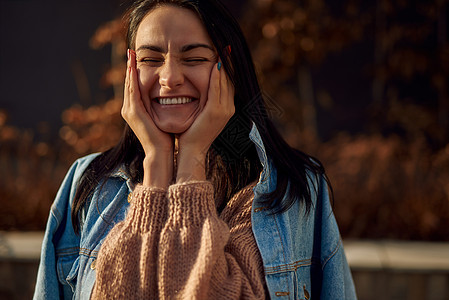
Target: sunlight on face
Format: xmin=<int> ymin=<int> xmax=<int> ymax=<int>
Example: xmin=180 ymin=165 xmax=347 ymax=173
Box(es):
xmin=135 ymin=5 xmax=217 ymax=134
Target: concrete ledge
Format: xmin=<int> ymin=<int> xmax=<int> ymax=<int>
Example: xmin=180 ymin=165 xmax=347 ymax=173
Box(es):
xmin=1 ymin=232 xmax=449 ymax=300
xmin=2 ymin=232 xmax=448 ymax=272
xmin=0 ymin=231 xmax=43 ymax=261
xmin=0 ymin=232 xmax=43 ymax=300
xmin=344 ymin=240 xmax=449 ymax=273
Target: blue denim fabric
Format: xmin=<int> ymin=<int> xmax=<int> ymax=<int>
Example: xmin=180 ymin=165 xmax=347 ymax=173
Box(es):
xmin=34 ymin=124 xmax=356 ymax=299
xmin=33 ymin=153 xmax=133 ymax=300
xmin=249 ymin=125 xmax=356 ymax=299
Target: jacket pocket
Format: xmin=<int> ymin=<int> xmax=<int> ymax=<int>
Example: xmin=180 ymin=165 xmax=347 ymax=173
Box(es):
xmin=56 ymin=249 xmax=79 ymax=299
xmin=265 ymin=271 xmax=295 ymax=299
xmin=296 ymin=260 xmax=326 ymax=300
xmin=295 ymin=265 xmax=312 ymax=300
xmin=65 ymin=256 xmax=80 ymax=292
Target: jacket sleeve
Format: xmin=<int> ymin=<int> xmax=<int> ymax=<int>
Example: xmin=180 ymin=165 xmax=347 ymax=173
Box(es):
xmin=33 ymin=154 xmax=98 ymax=300
xmin=321 ymin=243 xmax=357 ymax=299
xmin=316 ymin=175 xmax=357 ymax=299
xmin=92 ymin=181 xmax=266 ymax=299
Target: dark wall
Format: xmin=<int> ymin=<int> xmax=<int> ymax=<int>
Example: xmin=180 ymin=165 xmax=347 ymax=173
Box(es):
xmin=0 ymin=0 xmax=120 ymax=139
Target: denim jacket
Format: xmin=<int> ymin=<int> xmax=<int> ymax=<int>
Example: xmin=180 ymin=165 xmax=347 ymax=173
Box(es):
xmin=34 ymin=124 xmax=356 ymax=299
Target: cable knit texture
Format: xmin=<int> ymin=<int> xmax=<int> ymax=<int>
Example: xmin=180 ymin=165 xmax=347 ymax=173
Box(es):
xmin=91 ymin=181 xmax=266 ymax=299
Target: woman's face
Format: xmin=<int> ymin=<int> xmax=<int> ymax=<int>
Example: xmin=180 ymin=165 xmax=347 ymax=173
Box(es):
xmin=135 ymin=5 xmax=217 ymax=134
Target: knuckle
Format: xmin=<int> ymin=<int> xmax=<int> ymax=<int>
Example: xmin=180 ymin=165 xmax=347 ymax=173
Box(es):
xmin=120 ymin=107 xmax=128 ymax=119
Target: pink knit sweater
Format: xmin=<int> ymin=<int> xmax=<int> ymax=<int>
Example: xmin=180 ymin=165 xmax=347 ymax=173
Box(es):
xmin=91 ymin=181 xmax=266 ymax=299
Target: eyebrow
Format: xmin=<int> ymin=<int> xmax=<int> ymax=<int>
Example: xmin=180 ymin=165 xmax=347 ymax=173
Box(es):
xmin=136 ymin=45 xmax=164 ymax=52
xmin=181 ymin=43 xmax=214 ymax=52
xmin=136 ymin=43 xmax=215 ymax=53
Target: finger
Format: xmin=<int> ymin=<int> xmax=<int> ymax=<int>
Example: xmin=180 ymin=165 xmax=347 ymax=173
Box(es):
xmin=122 ymin=50 xmax=131 ymax=119
xmin=130 ymin=49 xmax=137 ymax=69
xmin=219 ymin=65 xmax=235 ymax=115
xmin=128 ymin=54 xmax=143 ymax=112
xmin=123 ymin=50 xmax=144 ymax=124
xmin=124 ymin=50 xmax=130 ymax=98
xmin=212 ymin=60 xmax=222 ymax=104
xmin=220 ymin=64 xmax=228 ymax=104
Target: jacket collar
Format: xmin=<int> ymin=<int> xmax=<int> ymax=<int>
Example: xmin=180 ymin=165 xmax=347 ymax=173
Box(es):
xmin=110 ymin=165 xmax=135 ymax=191
xmin=249 ymin=123 xmax=277 ymax=195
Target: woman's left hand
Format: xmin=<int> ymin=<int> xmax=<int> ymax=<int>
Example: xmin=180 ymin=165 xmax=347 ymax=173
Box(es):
xmin=176 ymin=62 xmax=235 ymax=182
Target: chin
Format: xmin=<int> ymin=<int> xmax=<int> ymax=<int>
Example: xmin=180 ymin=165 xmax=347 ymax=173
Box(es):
xmin=156 ymin=121 xmax=192 ymax=134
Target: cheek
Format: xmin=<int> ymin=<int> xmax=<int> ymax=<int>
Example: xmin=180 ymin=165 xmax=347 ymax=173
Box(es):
xmin=187 ymin=67 xmax=213 ymax=98
xmin=137 ymin=67 xmax=158 ymax=97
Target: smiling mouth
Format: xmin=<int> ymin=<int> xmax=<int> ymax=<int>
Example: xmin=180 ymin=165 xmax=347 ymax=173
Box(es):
xmin=156 ymin=97 xmax=195 ymax=105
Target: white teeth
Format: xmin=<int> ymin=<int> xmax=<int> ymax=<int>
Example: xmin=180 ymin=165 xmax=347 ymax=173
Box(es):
xmin=158 ymin=97 xmax=193 ymax=105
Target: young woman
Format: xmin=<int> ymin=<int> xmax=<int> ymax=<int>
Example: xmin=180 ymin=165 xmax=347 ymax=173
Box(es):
xmin=34 ymin=0 xmax=357 ymax=299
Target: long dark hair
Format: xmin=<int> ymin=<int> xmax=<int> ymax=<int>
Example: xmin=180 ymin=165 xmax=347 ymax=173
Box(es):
xmin=71 ymin=0 xmax=328 ymax=234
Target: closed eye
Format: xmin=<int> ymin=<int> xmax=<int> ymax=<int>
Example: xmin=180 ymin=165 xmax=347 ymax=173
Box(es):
xmin=183 ymin=58 xmax=209 ymax=65
xmin=139 ymin=58 xmax=164 ymax=66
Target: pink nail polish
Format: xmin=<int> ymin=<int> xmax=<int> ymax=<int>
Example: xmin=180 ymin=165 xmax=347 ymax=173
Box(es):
xmin=223 ymin=45 xmax=231 ymax=57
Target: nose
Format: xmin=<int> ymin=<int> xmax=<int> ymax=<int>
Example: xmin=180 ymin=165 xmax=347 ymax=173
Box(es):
xmin=159 ymin=58 xmax=184 ymax=89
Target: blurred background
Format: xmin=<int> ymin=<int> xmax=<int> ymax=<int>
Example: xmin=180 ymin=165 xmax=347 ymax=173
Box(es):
xmin=0 ymin=0 xmax=448 ymax=299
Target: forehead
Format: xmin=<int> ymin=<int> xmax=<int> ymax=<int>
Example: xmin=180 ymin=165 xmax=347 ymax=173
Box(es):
xmin=135 ymin=5 xmax=212 ymax=49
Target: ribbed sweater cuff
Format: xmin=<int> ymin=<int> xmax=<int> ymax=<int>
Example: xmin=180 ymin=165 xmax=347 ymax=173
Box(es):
xmin=168 ymin=181 xmax=215 ymax=227
xmin=126 ymin=185 xmax=167 ymax=233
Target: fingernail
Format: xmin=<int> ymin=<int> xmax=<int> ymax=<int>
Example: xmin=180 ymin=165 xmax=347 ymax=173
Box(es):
xmin=217 ymin=62 xmax=222 ymax=70
xmin=127 ymin=49 xmax=130 ymax=59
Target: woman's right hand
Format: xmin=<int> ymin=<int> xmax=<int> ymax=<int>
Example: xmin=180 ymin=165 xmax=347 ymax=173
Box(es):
xmin=122 ymin=49 xmax=174 ymax=188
